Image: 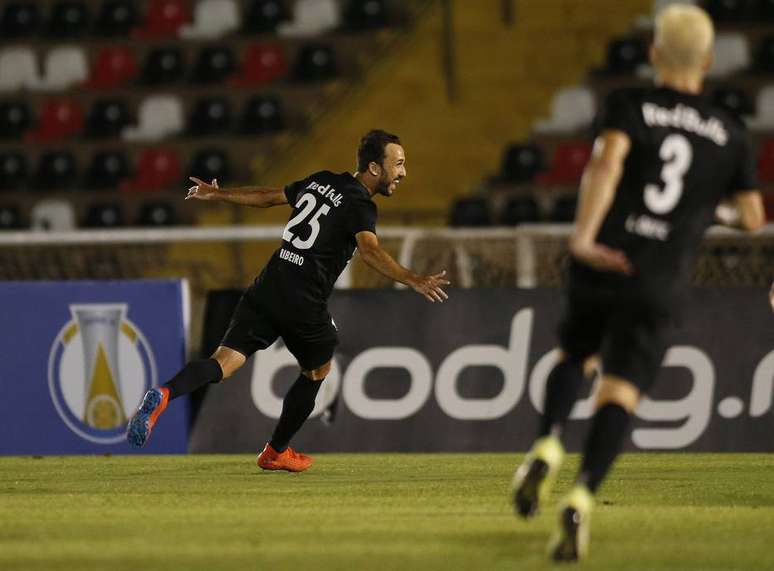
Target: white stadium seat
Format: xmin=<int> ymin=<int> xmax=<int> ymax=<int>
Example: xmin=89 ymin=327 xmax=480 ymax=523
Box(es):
xmin=747 ymin=85 xmax=774 ymax=130
xmin=39 ymin=46 xmax=89 ymax=91
xmin=123 ymin=95 xmax=184 ymax=142
xmin=0 ymin=47 xmax=41 ymax=91
xmin=707 ymin=33 xmax=750 ymax=79
xmin=180 ymin=0 xmax=240 ymax=40
xmin=534 ymin=86 xmax=596 ymax=134
xmin=278 ymin=0 xmax=339 ymax=38
xmin=31 ymin=200 xmax=76 ymax=231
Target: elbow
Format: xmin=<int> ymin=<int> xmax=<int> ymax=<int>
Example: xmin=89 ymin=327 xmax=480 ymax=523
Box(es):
xmin=740 ymin=215 xmax=765 ymax=232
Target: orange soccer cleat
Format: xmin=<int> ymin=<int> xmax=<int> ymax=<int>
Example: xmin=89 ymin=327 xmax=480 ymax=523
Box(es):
xmin=257 ymin=443 xmax=313 ymax=473
xmin=126 ymin=387 xmax=170 ymax=448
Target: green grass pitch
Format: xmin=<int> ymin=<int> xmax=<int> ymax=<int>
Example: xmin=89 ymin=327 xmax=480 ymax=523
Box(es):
xmin=1 ymin=453 xmax=772 ymax=570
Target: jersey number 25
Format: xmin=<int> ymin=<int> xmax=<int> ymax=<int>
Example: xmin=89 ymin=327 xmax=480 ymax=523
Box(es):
xmin=283 ymin=193 xmax=330 ymax=250
xmin=644 ymin=133 xmax=693 ymax=215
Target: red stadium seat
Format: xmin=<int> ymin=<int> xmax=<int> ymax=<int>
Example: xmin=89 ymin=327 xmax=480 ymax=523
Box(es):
xmin=764 ymin=192 xmax=774 ymax=221
xmin=758 ymin=139 xmax=774 ymax=183
xmin=120 ymin=148 xmax=181 ymax=192
xmin=229 ymin=43 xmax=287 ymax=87
xmin=535 ymin=141 xmax=592 ymax=185
xmin=132 ymin=0 xmax=191 ymax=39
xmin=84 ymin=46 xmax=139 ymax=89
xmin=26 ymin=98 xmax=84 ymax=142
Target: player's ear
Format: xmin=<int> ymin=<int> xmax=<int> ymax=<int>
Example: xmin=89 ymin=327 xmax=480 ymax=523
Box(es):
xmin=368 ymin=161 xmax=382 ymax=177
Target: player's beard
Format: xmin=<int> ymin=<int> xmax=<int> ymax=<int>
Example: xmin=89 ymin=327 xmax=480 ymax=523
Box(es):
xmin=376 ymin=174 xmax=397 ymax=197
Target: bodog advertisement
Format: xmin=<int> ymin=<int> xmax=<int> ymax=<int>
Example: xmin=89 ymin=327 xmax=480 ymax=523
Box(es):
xmin=0 ymin=280 xmax=188 ymax=455
xmin=190 ymin=288 xmax=774 ymax=453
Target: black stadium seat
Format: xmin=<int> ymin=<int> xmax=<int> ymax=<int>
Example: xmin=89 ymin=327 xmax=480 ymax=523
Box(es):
xmin=450 ymin=197 xmax=491 ymax=227
xmin=95 ymin=0 xmax=137 ymax=36
xmin=0 ymin=2 xmax=40 ymax=38
xmin=141 ymin=47 xmax=185 ymax=84
xmin=240 ymin=95 xmax=284 ymax=134
xmin=345 ymin=0 xmax=388 ymax=29
xmin=84 ymin=150 xmax=131 ymax=190
xmin=47 ymin=1 xmax=91 ymax=37
xmin=500 ymin=143 xmax=544 ymax=183
xmin=711 ymin=86 xmax=755 ymax=118
xmin=0 ymin=152 xmax=29 ymax=191
xmin=244 ymin=0 xmax=288 ymax=33
xmin=294 ymin=44 xmax=337 ymax=82
xmin=188 ymin=97 xmax=232 ymax=136
xmin=83 ymin=203 xmax=124 ymax=227
xmin=501 ymin=195 xmax=540 ymax=225
xmin=0 ymin=205 xmax=25 ymax=229
xmin=550 ymin=195 xmax=577 ymax=223
xmin=604 ymin=38 xmax=647 ymax=74
xmin=35 ymin=151 xmax=78 ymax=191
xmin=190 ymin=149 xmax=232 ymax=184
xmin=137 ymin=201 xmax=177 ymax=226
xmin=85 ymin=99 xmax=131 ymax=138
xmin=0 ymin=101 xmax=33 ymax=139
xmin=755 ymin=35 xmax=774 ymax=73
xmin=704 ymin=0 xmax=750 ymax=22
xmin=192 ymin=46 xmax=237 ymax=84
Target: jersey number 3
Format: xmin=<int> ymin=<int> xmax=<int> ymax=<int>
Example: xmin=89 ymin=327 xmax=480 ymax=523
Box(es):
xmin=644 ymin=134 xmax=693 ymax=215
xmin=283 ymin=193 xmax=330 ymax=250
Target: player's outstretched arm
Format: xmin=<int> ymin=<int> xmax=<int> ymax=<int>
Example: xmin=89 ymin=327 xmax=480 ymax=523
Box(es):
xmin=715 ymin=191 xmax=765 ymax=232
xmin=569 ymin=130 xmax=633 ymax=275
xmin=186 ymin=177 xmax=288 ymax=208
xmin=355 ymin=231 xmax=450 ymax=303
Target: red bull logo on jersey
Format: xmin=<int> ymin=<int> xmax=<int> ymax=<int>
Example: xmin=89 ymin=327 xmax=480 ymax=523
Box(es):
xmin=48 ymin=304 xmax=157 ymax=444
xmin=306 ymin=181 xmax=343 ymax=207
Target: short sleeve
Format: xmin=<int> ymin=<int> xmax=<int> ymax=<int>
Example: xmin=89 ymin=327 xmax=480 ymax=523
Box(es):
xmin=284 ymin=179 xmax=306 ymax=205
xmin=594 ymin=90 xmax=638 ymax=139
xmin=347 ymin=196 xmax=377 ymax=236
xmin=727 ymin=134 xmax=758 ymax=196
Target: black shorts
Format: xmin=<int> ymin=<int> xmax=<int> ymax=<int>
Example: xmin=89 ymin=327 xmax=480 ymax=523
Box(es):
xmin=558 ymin=274 xmax=672 ymax=393
xmin=220 ymin=284 xmax=338 ymax=371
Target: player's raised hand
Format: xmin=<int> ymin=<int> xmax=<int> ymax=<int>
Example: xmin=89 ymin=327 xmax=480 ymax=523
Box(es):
xmin=410 ymin=270 xmax=450 ymax=303
xmin=186 ymin=177 xmax=219 ymax=201
xmin=571 ymin=243 xmax=633 ymax=276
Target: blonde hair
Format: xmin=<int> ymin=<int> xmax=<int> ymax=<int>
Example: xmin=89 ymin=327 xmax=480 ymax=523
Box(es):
xmin=654 ymin=5 xmax=715 ymax=71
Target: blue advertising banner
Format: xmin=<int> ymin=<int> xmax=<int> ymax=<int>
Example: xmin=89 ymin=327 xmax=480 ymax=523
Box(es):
xmin=0 ymin=280 xmax=188 ymax=455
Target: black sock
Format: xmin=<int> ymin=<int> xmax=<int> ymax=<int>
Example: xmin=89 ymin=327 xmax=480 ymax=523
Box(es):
xmin=269 ymin=374 xmax=323 ymax=452
xmin=163 ymin=359 xmax=223 ymax=401
xmin=539 ymin=359 xmax=587 ymax=438
xmin=578 ymin=403 xmax=631 ymax=493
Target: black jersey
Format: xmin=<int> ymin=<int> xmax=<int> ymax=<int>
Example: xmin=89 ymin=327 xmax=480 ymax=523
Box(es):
xmin=254 ymin=170 xmax=377 ymax=312
xmin=573 ymin=86 xmax=757 ymax=297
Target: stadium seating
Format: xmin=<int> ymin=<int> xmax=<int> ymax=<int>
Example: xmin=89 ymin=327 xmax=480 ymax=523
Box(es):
xmin=132 ymin=0 xmax=192 ymax=39
xmin=180 ymin=0 xmax=240 ymax=39
xmin=46 ymin=1 xmax=91 ymax=38
xmin=278 ymin=0 xmax=339 ymax=37
xmin=239 ymin=94 xmax=284 ymax=133
xmin=501 ymin=195 xmax=540 ymax=225
xmin=704 ymin=0 xmax=750 ymax=22
xmin=120 ymin=148 xmax=181 ymax=192
xmin=84 ymin=46 xmax=139 ymax=89
xmin=123 ymin=95 xmax=184 ymax=142
xmin=35 ymin=150 xmax=78 ymax=190
xmin=499 ymin=143 xmax=544 ymax=183
xmin=192 ymin=46 xmax=238 ymax=84
xmin=707 ymin=33 xmax=749 ymax=78
xmin=711 ymin=86 xmax=755 ymax=119
xmin=229 ymin=43 xmax=288 ymax=86
xmin=243 ymin=0 xmax=288 ymax=33
xmin=345 ymin=0 xmax=389 ymax=30
xmin=85 ymin=99 xmax=131 ymax=138
xmin=550 ymin=195 xmax=578 ymax=223
xmin=534 ymin=87 xmax=596 ymax=134
xmin=0 ymin=47 xmax=41 ymax=92
xmin=0 ymin=2 xmax=40 ymax=39
xmin=754 ymin=34 xmax=774 ymax=73
xmin=535 ymin=142 xmax=592 ymax=185
xmin=189 ymin=97 xmax=232 ymax=136
xmin=294 ymin=43 xmax=338 ymax=82
xmin=0 ymin=152 xmax=28 ymax=191
xmin=26 ymin=98 xmax=84 ymax=143
xmin=450 ymin=197 xmax=491 ymax=226
xmin=0 ymin=205 xmax=25 ymax=229
xmin=757 ymin=138 xmax=774 ymax=183
xmin=140 ymin=47 xmax=186 ymax=84
xmin=39 ymin=47 xmax=89 ymax=91
xmin=94 ymin=0 xmax=137 ymax=36
xmin=190 ymin=148 xmax=232 ymax=184
xmin=603 ymin=37 xmax=648 ymax=75
xmin=84 ymin=150 xmax=132 ymax=190
xmin=30 ymin=199 xmax=76 ymax=230
xmin=83 ymin=203 xmax=124 ymax=227
xmin=137 ymin=201 xmax=178 ymax=226
xmin=0 ymin=101 xmax=33 ymax=139
xmin=747 ymin=86 xmax=774 ymax=130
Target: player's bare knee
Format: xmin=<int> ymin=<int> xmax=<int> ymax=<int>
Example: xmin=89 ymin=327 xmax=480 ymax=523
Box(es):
xmin=595 ymin=375 xmax=640 ymax=413
xmin=302 ymin=360 xmax=332 ymax=381
xmin=210 ymin=346 xmax=246 ymax=382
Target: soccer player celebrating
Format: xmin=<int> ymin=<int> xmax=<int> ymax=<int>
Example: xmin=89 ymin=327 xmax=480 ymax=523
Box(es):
xmin=510 ymin=5 xmax=765 ymax=562
xmin=126 ymin=130 xmax=450 ymax=471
